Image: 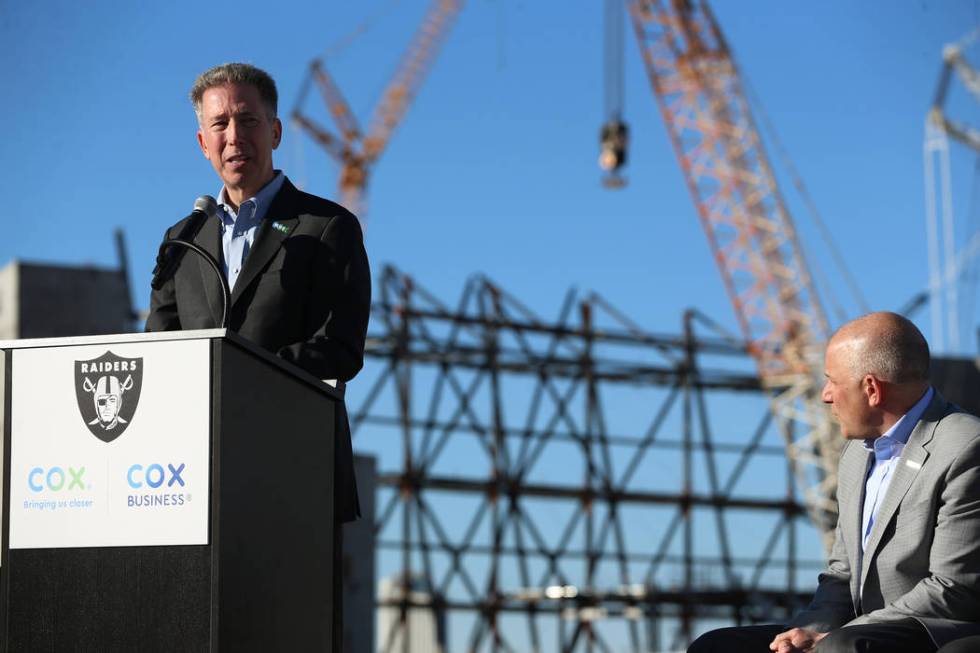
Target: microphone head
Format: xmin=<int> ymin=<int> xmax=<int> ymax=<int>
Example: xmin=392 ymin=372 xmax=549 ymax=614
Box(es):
xmin=193 ymin=195 xmax=219 ymax=218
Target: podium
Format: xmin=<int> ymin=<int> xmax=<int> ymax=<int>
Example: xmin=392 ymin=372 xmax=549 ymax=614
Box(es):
xmin=0 ymin=329 xmax=343 ymax=652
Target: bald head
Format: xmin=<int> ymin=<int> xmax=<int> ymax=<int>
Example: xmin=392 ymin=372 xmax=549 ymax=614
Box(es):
xmin=823 ymin=313 xmax=931 ymax=439
xmin=829 ymin=312 xmax=930 ymax=385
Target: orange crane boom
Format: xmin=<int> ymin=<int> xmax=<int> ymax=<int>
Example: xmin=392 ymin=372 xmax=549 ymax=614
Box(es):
xmin=627 ymin=0 xmax=840 ymax=545
xmin=292 ymin=0 xmax=463 ymax=224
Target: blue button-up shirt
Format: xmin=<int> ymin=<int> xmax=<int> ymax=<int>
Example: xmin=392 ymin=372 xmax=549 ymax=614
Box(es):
xmin=860 ymin=386 xmax=933 ymax=551
xmin=217 ymin=171 xmax=285 ymax=291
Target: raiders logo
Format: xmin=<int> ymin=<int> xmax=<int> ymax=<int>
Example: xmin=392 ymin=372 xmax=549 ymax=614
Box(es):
xmin=74 ymin=351 xmax=143 ymax=442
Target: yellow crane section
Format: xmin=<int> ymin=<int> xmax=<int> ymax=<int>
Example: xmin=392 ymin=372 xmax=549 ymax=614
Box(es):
xmin=292 ymin=0 xmax=463 ymax=224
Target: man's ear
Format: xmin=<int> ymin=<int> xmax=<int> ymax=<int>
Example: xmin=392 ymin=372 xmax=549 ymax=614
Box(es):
xmin=271 ymin=117 xmax=282 ymax=150
xmin=864 ymin=374 xmax=885 ymax=407
xmin=197 ymin=129 xmax=209 ymax=158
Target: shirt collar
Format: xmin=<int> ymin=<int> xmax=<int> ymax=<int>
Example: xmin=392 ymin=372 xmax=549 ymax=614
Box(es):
xmin=217 ymin=170 xmax=285 ymax=223
xmin=862 ymin=386 xmax=934 ymax=459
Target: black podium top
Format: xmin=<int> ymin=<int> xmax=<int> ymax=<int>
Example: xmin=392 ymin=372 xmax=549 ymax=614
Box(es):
xmin=0 ymin=328 xmax=344 ymax=400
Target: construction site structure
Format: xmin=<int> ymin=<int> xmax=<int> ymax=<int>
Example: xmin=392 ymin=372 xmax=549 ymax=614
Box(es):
xmin=282 ymin=2 xmax=980 ymax=649
xmin=352 ymin=265 xmax=820 ymax=652
xmin=292 ymin=0 xmax=462 ymax=225
xmin=353 ymin=266 xmax=978 ymax=652
xmin=0 ymin=231 xmax=136 ymax=340
xmin=626 ymin=0 xmax=839 ymax=547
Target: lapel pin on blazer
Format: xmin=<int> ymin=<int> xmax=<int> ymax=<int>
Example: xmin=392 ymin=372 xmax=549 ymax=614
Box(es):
xmin=272 ymin=221 xmax=289 ymax=234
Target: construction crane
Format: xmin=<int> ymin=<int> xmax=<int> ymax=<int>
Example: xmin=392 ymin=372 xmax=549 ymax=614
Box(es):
xmin=292 ymin=0 xmax=463 ymax=226
xmin=925 ymin=29 xmax=980 ymax=354
xmin=625 ymin=0 xmax=840 ymax=546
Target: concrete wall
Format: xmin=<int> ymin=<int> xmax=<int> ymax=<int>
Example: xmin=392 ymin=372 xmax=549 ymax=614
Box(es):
xmin=0 ymin=264 xmax=18 ymax=340
xmin=931 ymin=356 xmax=980 ymax=417
xmin=376 ymin=575 xmax=446 ymax=653
xmin=343 ymin=454 xmax=377 ymax=653
xmin=0 ymin=261 xmax=132 ymax=339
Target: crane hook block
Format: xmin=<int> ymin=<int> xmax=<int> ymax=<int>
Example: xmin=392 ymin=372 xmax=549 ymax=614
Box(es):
xmin=599 ymin=119 xmax=630 ymax=172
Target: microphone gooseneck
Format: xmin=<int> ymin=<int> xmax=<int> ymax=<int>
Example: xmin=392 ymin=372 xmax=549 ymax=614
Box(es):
xmin=159 ymin=238 xmax=230 ymax=328
xmin=151 ymin=196 xmax=230 ymax=327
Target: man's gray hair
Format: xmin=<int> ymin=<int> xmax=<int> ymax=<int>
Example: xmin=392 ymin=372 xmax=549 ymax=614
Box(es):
xmin=190 ymin=63 xmax=278 ymax=123
xmin=835 ymin=312 xmax=930 ymax=384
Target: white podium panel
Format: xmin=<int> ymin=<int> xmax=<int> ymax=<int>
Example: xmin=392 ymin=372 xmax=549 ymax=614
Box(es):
xmin=8 ymin=338 xmax=210 ymax=549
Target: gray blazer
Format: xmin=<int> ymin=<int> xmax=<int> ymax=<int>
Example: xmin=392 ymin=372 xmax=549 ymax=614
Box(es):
xmin=789 ymin=391 xmax=980 ymax=647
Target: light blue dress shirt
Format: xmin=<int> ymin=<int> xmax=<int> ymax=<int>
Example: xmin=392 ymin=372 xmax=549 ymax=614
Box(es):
xmin=217 ymin=171 xmax=285 ymax=291
xmin=860 ymin=386 xmax=934 ymax=551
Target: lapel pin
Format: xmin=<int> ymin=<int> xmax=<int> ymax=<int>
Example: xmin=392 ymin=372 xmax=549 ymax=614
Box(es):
xmin=272 ymin=221 xmax=289 ymax=234
xmin=905 ymin=460 xmax=922 ymax=470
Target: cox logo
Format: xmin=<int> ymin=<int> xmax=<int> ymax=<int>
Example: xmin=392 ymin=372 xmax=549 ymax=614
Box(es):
xmin=127 ymin=463 xmax=186 ymax=489
xmin=28 ymin=466 xmax=86 ymax=492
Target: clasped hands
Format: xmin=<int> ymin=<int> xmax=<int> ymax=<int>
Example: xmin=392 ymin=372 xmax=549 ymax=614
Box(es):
xmin=769 ymin=627 xmax=828 ymax=653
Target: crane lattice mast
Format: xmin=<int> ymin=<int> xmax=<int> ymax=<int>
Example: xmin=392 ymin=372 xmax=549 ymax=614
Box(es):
xmin=627 ymin=0 xmax=839 ymax=545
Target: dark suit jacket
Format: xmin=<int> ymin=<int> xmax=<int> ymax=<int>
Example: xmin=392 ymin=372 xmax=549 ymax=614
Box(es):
xmin=789 ymin=391 xmax=980 ymax=646
xmin=146 ymin=177 xmax=370 ymax=521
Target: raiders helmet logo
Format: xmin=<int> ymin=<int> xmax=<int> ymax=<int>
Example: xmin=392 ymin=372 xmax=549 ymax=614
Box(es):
xmin=74 ymin=351 xmax=143 ymax=442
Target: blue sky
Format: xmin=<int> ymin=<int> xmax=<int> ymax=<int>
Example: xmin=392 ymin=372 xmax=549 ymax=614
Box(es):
xmin=2 ymin=1 xmax=978 ymax=355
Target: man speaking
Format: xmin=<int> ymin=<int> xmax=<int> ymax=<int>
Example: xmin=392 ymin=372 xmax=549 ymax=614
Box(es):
xmin=147 ymin=62 xmax=370 ymax=385
xmin=146 ymin=62 xmax=370 ymax=643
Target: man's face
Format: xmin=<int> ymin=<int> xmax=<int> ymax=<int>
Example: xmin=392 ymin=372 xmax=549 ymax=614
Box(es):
xmin=821 ymin=340 xmax=875 ymax=439
xmin=197 ymin=83 xmax=282 ymax=203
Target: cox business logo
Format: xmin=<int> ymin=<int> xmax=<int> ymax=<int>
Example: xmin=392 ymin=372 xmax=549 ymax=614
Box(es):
xmin=28 ymin=466 xmax=89 ymax=492
xmin=127 ymin=463 xmax=185 ymax=489
xmin=126 ymin=462 xmax=190 ymax=508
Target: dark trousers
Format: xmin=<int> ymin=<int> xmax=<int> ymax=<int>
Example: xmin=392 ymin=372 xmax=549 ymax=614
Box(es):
xmin=332 ymin=402 xmax=360 ymax=652
xmin=688 ymin=619 xmax=936 ymax=653
xmin=937 ymin=636 xmax=980 ymax=653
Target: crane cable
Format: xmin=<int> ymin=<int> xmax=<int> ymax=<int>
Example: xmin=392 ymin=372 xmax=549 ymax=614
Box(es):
xmin=605 ymin=0 xmax=625 ymax=121
xmin=599 ymin=0 xmax=629 ymax=182
xmin=321 ymin=0 xmax=403 ymax=60
xmin=741 ymin=78 xmax=871 ymax=324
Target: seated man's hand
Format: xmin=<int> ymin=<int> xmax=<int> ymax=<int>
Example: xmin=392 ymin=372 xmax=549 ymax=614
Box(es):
xmin=769 ymin=627 xmax=828 ymax=653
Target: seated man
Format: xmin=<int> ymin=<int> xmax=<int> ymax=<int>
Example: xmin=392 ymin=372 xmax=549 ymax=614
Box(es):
xmin=689 ymin=312 xmax=980 ymax=653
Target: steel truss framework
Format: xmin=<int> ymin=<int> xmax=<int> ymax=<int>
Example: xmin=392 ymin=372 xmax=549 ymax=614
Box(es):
xmin=349 ymin=266 xmax=822 ymax=653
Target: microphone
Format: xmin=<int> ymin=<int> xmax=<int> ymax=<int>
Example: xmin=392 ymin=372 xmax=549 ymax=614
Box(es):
xmin=150 ymin=196 xmax=218 ymax=291
xmin=191 ymin=195 xmax=219 ymax=220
